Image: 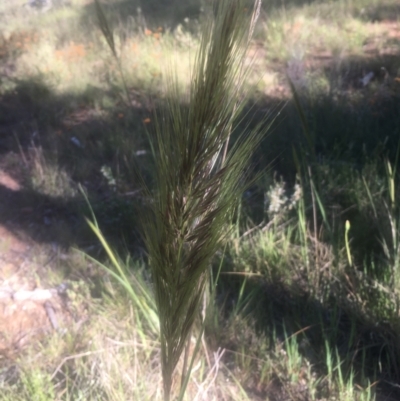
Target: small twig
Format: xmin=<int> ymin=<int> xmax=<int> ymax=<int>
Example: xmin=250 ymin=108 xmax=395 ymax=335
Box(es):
xmin=51 ymin=350 xmax=105 ymax=380
xmin=193 ymin=348 xmax=225 ymax=401
xmin=13 ymin=130 xmax=29 ymax=168
xmin=44 ymin=301 xmax=58 ymax=330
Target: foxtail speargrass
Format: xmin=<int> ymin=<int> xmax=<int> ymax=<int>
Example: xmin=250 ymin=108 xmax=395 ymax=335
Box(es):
xmin=95 ymin=1 xmax=267 ymax=400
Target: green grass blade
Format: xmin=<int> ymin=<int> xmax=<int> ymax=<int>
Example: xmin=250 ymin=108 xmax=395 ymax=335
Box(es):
xmin=84 ymin=219 xmax=159 ymax=334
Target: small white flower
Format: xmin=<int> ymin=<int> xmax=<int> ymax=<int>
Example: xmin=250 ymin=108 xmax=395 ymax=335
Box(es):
xmin=266 ymin=181 xmax=287 ymax=215
xmin=265 ymin=179 xmax=302 ymax=217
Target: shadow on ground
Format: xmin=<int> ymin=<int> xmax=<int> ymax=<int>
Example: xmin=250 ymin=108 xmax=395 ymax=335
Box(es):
xmin=0 ymin=38 xmax=399 ymax=251
xmin=213 ymin=271 xmax=400 ymax=401
xmin=78 ymin=0 xmax=204 ymax=34
xmin=0 ymin=74 xmax=150 ymax=257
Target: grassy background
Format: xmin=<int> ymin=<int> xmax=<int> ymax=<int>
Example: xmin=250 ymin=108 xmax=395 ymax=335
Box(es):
xmin=0 ymin=0 xmax=400 ymax=399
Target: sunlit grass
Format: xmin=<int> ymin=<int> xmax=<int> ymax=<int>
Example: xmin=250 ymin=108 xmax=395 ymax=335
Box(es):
xmin=263 ymin=11 xmax=374 ymax=63
xmin=1 ymin=0 xmax=397 ymax=104
xmin=1 ymin=0 xmax=199 ymax=101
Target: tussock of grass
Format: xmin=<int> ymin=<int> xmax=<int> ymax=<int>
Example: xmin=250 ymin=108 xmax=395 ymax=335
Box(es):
xmin=27 ymin=146 xmax=78 ymax=199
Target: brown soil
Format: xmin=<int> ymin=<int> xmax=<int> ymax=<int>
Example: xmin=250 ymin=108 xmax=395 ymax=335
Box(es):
xmin=0 ymin=172 xmax=70 ymax=357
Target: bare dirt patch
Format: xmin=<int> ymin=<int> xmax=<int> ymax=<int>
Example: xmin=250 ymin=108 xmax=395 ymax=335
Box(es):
xmin=0 ymin=215 xmax=69 ymax=356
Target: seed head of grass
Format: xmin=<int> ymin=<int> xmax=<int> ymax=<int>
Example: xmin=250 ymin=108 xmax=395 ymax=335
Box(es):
xmin=140 ymin=1 xmax=266 ymax=399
